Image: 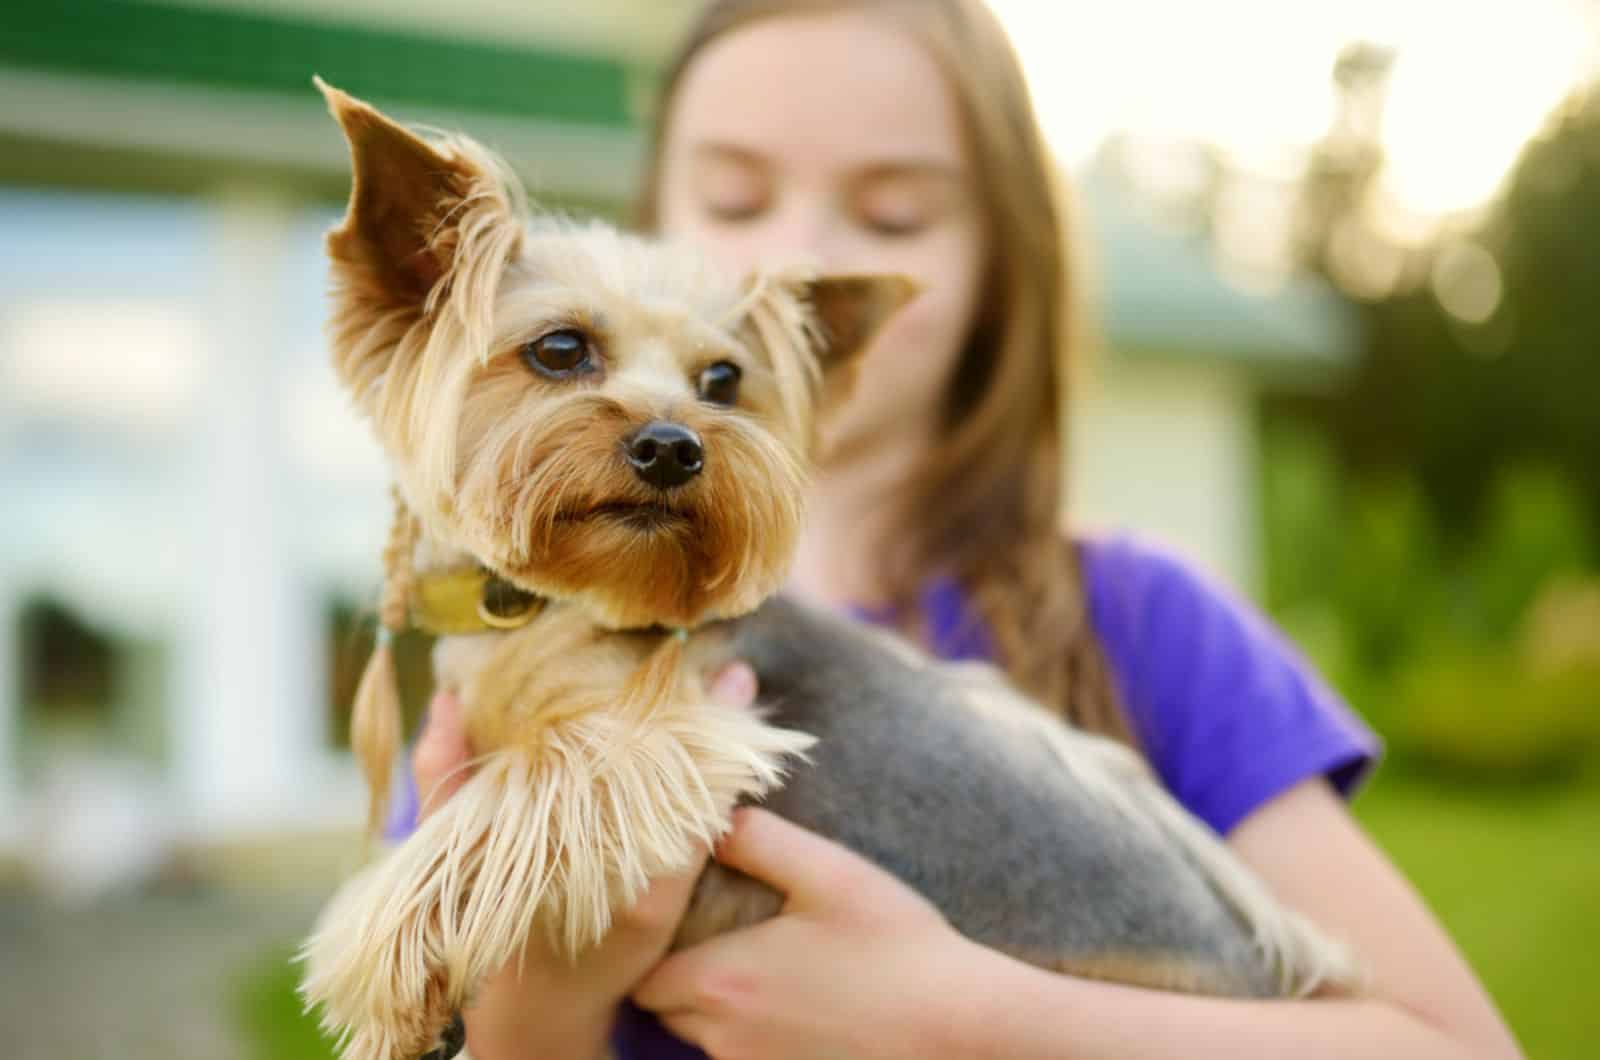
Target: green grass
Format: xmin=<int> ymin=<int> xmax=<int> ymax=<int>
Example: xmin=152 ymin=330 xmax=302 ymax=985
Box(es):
xmin=234 ymin=945 xmax=336 ymax=1060
xmin=236 ymin=772 xmax=1599 ymax=1059
xmin=1353 ymin=769 xmax=1600 ymax=1060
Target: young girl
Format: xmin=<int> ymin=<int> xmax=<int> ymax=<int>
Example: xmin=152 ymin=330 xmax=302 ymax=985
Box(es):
xmin=397 ymin=2 xmax=1524 ymax=1057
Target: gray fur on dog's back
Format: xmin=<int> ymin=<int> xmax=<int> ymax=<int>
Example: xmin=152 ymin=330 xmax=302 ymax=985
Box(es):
xmin=682 ymin=595 xmax=1293 ymax=997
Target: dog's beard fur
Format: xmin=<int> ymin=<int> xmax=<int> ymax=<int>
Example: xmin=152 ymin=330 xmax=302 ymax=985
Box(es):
xmin=453 ymin=381 xmax=809 ymax=629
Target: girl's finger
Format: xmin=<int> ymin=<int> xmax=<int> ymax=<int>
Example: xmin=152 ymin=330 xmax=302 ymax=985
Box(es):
xmin=413 ymin=690 xmax=472 ymax=817
xmin=631 ymin=935 xmax=742 ymax=1014
xmin=708 ymin=660 xmax=758 ymax=708
xmin=654 ymin=1009 xmax=719 ymax=1051
xmin=713 ymin=806 xmax=863 ymax=909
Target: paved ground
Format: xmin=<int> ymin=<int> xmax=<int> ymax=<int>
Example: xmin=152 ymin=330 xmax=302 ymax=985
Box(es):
xmin=0 ymin=886 xmax=326 ymax=1060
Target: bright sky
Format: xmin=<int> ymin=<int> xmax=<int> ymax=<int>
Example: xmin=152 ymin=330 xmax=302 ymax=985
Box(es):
xmin=989 ymin=0 xmax=1600 ymax=220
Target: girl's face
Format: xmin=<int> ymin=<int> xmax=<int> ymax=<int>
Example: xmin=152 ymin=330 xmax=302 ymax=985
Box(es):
xmin=656 ymin=10 xmax=989 ymax=461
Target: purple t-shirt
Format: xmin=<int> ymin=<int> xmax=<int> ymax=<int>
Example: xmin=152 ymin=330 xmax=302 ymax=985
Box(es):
xmin=387 ymin=533 xmax=1379 ymax=1058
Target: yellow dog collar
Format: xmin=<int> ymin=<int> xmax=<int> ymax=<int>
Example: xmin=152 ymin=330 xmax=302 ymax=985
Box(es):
xmin=409 ymin=567 xmax=545 ymax=636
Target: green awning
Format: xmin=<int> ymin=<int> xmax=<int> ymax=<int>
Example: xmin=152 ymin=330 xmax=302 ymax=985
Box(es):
xmin=3 ymin=0 xmax=635 ymax=127
xmin=0 ymin=0 xmax=646 ymax=205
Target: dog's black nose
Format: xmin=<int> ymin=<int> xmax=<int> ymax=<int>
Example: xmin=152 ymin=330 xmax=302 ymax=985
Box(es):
xmin=625 ymin=421 xmax=704 ymax=489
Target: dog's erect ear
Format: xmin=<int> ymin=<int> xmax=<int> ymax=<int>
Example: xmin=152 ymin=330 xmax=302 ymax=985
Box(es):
xmin=737 ymin=269 xmax=918 ymax=433
xmin=803 ymin=273 xmax=919 ymax=365
xmin=315 ymin=77 xmax=510 ymax=306
xmin=799 ymin=273 xmax=919 ymax=411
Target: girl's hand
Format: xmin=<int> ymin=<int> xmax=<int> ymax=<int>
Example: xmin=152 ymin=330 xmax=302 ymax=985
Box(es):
xmin=412 ymin=661 xmax=760 ymax=1060
xmin=632 ymin=806 xmax=990 ymax=1060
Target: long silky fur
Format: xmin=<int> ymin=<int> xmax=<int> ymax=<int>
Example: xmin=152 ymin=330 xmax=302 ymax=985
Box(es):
xmin=299 ymin=645 xmax=815 ymax=1059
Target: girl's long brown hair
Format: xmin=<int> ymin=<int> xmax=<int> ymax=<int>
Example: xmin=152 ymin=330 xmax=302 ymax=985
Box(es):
xmin=638 ymin=0 xmax=1132 ymax=745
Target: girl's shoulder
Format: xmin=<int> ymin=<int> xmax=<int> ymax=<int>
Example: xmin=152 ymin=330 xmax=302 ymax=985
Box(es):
xmin=1075 ymin=531 xmax=1380 ymax=835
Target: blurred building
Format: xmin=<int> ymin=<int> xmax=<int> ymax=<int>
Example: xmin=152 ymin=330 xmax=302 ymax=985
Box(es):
xmin=0 ymin=0 xmax=1354 ymax=885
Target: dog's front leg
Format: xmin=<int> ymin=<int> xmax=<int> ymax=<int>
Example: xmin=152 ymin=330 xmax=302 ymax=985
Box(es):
xmin=300 ymin=698 xmax=812 ymax=1060
xmin=298 ymin=750 xmax=549 ymax=1060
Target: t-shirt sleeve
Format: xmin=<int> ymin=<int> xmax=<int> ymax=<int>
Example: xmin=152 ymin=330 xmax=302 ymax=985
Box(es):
xmin=1081 ymin=534 xmax=1380 ymax=836
xmin=384 ymin=756 xmax=422 ymax=841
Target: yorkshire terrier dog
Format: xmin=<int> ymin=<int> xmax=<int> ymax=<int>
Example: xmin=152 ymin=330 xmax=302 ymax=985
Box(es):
xmin=299 ymin=82 xmax=1359 ymax=1060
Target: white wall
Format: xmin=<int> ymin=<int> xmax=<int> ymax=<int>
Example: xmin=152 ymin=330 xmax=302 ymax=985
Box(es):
xmin=0 ymin=187 xmax=377 ymax=877
xmin=1069 ymin=354 xmax=1261 ymax=593
xmin=173 ymin=187 xmax=350 ymax=840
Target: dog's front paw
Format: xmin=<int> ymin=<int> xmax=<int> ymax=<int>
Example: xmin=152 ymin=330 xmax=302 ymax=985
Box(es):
xmin=311 ymin=972 xmax=457 ymax=1060
xmin=417 ymin=1013 xmax=467 ymax=1060
xmin=332 ymin=1001 xmax=456 ymax=1060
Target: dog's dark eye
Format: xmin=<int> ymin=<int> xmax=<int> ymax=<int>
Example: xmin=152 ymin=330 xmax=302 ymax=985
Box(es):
xmin=697 ymin=361 xmax=742 ymax=405
xmin=522 ymin=329 xmax=594 ymax=378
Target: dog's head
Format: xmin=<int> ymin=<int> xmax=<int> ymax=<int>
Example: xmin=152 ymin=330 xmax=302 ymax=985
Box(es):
xmin=317 ymin=82 xmax=914 ymax=629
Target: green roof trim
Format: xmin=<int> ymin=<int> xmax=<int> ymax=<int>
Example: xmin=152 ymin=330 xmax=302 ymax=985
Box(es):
xmin=2 ymin=0 xmax=635 ymax=128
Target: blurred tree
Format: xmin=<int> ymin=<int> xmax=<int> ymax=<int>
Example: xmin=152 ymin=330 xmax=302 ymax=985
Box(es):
xmin=19 ymin=595 xmax=114 ymax=722
xmin=1269 ymin=47 xmax=1600 ymax=553
xmin=1480 ymin=82 xmax=1600 ymax=531
xmin=1289 ymin=41 xmax=1395 ymax=284
xmin=1245 ymin=48 xmax=1600 ymax=780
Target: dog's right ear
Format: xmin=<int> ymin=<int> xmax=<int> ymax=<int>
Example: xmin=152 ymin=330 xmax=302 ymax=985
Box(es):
xmin=316 ymin=77 xmax=515 ymax=310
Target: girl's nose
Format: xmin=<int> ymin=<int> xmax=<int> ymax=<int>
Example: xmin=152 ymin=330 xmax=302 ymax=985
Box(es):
xmin=767 ymin=203 xmax=850 ymax=271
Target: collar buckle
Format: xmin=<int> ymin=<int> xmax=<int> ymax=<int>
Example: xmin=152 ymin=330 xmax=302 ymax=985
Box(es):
xmin=411 ymin=567 xmax=544 ymax=635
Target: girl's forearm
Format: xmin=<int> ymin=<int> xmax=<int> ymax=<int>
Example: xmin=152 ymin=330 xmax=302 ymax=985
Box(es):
xmin=941 ymin=946 xmax=1507 ymax=1060
xmin=461 ymin=976 xmax=617 ymax=1060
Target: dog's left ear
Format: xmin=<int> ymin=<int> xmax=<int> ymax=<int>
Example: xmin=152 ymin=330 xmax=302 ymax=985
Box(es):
xmin=742 ymin=272 xmax=908 ymax=416
xmin=790 ymin=273 xmax=919 ymax=414
xmin=738 ymin=270 xmax=917 ymax=423
xmin=805 ymin=274 xmax=920 ymax=366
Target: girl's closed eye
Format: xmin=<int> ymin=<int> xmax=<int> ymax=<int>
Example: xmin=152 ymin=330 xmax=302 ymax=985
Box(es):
xmin=852 ymin=167 xmax=962 ymax=238
xmin=704 ymin=187 xmax=768 ymax=223
xmin=858 ymin=200 xmax=929 ymax=236
xmin=693 ymin=149 xmax=771 ymax=223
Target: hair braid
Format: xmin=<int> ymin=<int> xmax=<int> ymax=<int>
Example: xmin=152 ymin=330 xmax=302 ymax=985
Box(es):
xmin=352 ymin=487 xmax=418 ymax=840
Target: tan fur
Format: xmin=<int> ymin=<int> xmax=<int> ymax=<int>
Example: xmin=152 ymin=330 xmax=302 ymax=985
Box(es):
xmin=300 ymin=83 xmax=910 ymax=1059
